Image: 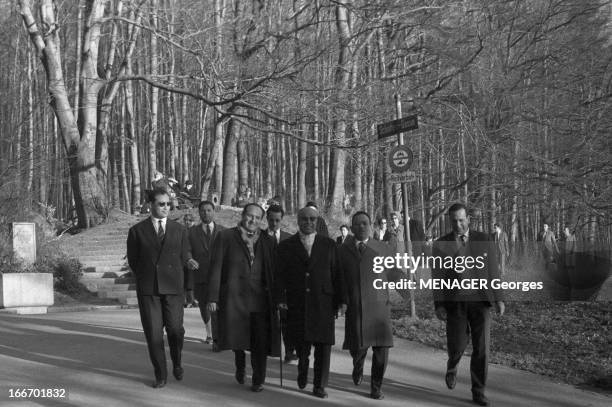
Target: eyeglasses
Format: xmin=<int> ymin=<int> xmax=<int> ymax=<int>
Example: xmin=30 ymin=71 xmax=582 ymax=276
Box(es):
xmin=156 ymin=202 xmax=171 ymax=207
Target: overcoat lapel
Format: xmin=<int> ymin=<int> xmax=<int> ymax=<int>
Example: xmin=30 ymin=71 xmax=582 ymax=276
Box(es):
xmin=289 ymin=234 xmax=309 ymax=264
xmin=232 ymin=227 xmax=253 ymax=265
xmin=343 ymin=236 xmax=360 ymax=260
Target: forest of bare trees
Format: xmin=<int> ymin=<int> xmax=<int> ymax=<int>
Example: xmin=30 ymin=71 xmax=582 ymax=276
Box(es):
xmin=1 ymin=0 xmax=611 ymax=244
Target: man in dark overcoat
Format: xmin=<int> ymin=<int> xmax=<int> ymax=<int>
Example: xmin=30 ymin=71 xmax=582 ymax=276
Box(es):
xmin=187 ymin=200 xmax=225 ymax=344
xmin=276 ymin=206 xmax=346 ymax=399
xmin=338 ymin=211 xmax=403 ymax=400
xmin=127 ymin=188 xmax=197 ymax=388
xmin=432 ymin=203 xmax=505 ymax=406
xmin=207 ymin=203 xmax=280 ymax=392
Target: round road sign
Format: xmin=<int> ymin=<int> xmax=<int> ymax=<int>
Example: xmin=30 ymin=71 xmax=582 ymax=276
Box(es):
xmin=388 ymin=145 xmax=413 ymax=173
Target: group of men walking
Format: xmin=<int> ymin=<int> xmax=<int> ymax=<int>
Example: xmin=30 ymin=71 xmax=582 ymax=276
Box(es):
xmin=127 ymin=188 xmax=504 ymax=405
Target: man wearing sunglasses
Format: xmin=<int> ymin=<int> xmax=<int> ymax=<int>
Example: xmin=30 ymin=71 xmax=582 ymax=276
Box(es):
xmin=127 ymin=188 xmax=198 ymax=389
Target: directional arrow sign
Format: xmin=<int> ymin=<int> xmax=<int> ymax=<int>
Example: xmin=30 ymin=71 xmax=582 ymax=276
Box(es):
xmin=377 ymin=114 xmax=418 ymax=139
xmin=388 ymin=145 xmax=413 ymax=173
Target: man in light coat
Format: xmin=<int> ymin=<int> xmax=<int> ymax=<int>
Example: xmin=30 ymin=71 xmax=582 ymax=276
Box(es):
xmin=338 ymin=211 xmax=403 ymax=400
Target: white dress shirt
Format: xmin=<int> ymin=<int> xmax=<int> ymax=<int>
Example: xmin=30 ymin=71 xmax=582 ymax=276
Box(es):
xmin=151 ymin=216 xmax=167 ymax=234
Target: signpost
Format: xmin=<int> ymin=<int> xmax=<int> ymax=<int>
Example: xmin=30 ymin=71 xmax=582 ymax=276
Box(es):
xmin=377 ymin=114 xmax=418 ymax=140
xmin=378 ymin=114 xmax=419 ymax=318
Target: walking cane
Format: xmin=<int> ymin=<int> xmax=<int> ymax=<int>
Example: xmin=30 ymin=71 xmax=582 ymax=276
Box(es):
xmin=277 ymin=308 xmax=283 ymax=387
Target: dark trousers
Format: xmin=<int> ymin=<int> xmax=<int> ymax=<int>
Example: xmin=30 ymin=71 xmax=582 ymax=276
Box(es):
xmin=137 ymin=294 xmax=185 ymax=380
xmin=279 ymin=310 xmax=295 ymax=355
xmin=445 ymin=302 xmax=491 ymax=396
xmin=194 ymin=283 xmax=211 ymax=324
xmin=234 ymin=312 xmax=270 ymax=386
xmin=197 ymin=301 xmax=211 ymax=324
xmin=350 ymin=347 xmax=389 ymax=392
xmin=296 ymin=342 xmax=332 ymax=389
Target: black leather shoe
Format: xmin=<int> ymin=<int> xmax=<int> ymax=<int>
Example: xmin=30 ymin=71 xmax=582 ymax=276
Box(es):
xmin=370 ymin=390 xmax=384 ymax=400
xmin=152 ymin=378 xmax=167 ymax=388
xmin=173 ymin=366 xmax=184 ymax=381
xmin=251 ymin=384 xmax=264 ymax=392
xmin=297 ymin=371 xmax=307 ymax=389
xmin=472 ymin=393 xmax=489 ymax=406
xmin=445 ymin=372 xmax=456 ymax=390
xmin=312 ymin=387 xmax=328 ymax=398
xmin=352 ymin=368 xmax=363 ymax=386
xmin=235 ymin=370 xmax=246 ymax=384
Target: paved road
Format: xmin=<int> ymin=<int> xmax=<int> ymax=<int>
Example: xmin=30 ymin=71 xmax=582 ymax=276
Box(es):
xmin=0 ymin=309 xmax=608 ymax=407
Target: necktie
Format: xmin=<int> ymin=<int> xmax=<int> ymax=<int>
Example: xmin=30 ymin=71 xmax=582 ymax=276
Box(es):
xmin=158 ymin=220 xmax=165 ymax=242
xmin=358 ymin=242 xmax=366 ymax=254
xmin=206 ymin=224 xmax=212 ymax=238
xmin=460 ymin=235 xmax=467 ymax=246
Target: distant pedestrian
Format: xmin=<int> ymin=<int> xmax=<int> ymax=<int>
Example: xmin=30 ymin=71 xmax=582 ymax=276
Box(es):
xmin=182 ymin=214 xmax=195 ymax=228
xmin=491 ymin=223 xmax=510 ymax=276
xmin=264 ymin=204 xmax=295 ymax=363
xmin=187 ymin=201 xmax=225 ymax=345
xmin=265 ymin=205 xmax=291 ymax=246
xmin=373 ymin=217 xmax=397 ymax=251
xmin=336 ymin=225 xmax=351 ymax=245
xmin=562 ymin=226 xmax=576 ymax=273
xmin=393 ymin=211 xmax=424 ymax=254
xmin=539 ymin=223 xmax=559 ymax=267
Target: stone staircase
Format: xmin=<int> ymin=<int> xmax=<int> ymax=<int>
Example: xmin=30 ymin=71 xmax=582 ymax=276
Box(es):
xmin=58 ymin=209 xmax=203 ymax=306
xmin=59 ymin=216 xmax=140 ymax=306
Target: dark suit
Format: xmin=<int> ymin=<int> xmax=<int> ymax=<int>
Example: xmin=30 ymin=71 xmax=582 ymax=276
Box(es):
xmin=265 ymin=228 xmax=291 ymax=246
xmin=432 ymin=230 xmax=503 ymax=398
xmin=127 ymin=217 xmax=192 ymax=382
xmin=207 ymin=227 xmax=280 ymax=386
xmin=265 ymin=228 xmax=293 ymax=356
xmin=276 ymin=234 xmax=345 ymax=390
xmin=335 ymin=234 xmax=351 ymax=245
xmin=373 ymin=229 xmax=398 ymax=252
xmin=188 ymin=222 xmax=226 ymax=339
xmin=339 ymin=237 xmax=402 ymax=393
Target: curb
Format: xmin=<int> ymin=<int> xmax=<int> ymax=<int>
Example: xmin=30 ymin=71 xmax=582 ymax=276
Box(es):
xmin=47 ymin=304 xmax=137 ymax=313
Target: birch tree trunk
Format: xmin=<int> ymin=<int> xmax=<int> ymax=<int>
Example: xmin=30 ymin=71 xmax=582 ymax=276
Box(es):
xmin=19 ymin=0 xmax=108 ymax=227
xmin=148 ymin=0 xmax=160 ymax=183
xmin=327 ymin=0 xmax=352 ymax=216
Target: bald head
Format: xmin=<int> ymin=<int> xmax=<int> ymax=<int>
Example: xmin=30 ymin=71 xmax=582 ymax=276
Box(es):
xmin=297 ymin=206 xmax=319 ymax=234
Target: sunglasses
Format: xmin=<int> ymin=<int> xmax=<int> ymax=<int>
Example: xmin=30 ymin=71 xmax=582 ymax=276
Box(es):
xmin=156 ymin=202 xmax=171 ymax=207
